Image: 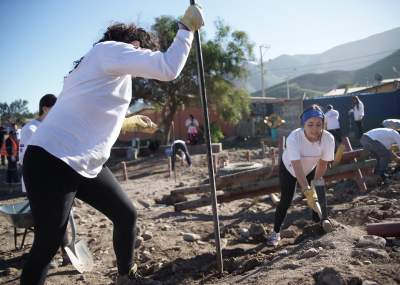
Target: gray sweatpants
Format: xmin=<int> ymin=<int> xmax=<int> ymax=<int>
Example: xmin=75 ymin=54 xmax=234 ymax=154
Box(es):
xmin=360 ymin=134 xmax=392 ymax=177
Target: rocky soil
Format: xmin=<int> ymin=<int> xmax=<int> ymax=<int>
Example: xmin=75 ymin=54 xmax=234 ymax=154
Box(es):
xmin=0 ymin=148 xmax=399 ymax=285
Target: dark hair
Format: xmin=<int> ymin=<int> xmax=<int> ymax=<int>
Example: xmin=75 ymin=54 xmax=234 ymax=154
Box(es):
xmin=352 ymin=96 xmax=361 ymax=109
xmin=72 ymin=23 xmax=159 ymax=71
xmin=326 ymin=104 xmax=333 ymax=110
xmin=39 ymin=94 xmax=57 ymax=116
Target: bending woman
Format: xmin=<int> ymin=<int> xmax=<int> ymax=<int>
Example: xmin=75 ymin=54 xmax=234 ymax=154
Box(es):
xmin=267 ymin=104 xmax=335 ymax=246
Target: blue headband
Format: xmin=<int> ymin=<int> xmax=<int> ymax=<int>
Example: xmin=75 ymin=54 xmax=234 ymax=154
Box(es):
xmin=301 ymin=109 xmax=324 ymax=125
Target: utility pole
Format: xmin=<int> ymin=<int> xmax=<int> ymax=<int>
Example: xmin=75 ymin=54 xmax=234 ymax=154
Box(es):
xmin=259 ymin=45 xmax=270 ymax=97
xmin=286 ymin=78 xmax=290 ymax=100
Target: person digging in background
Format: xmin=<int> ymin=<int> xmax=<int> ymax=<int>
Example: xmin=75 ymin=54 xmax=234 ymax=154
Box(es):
xmin=165 ymin=139 xmax=192 ymax=171
xmin=266 ymin=104 xmax=335 ymax=247
xmin=360 ymin=127 xmax=400 ymax=184
xmin=20 ymin=4 xmax=204 ymax=285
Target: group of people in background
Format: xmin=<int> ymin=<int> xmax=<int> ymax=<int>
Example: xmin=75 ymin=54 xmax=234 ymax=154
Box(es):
xmin=0 ymin=124 xmax=21 ymax=184
xmin=324 ymin=95 xmax=400 ymax=184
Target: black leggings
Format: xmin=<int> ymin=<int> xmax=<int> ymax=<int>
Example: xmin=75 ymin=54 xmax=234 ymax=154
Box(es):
xmin=21 ymin=146 xmax=137 ymax=285
xmin=273 ymin=161 xmax=318 ymax=233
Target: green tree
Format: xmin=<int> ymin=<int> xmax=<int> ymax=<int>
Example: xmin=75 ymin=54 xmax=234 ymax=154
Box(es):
xmin=132 ymin=17 xmax=253 ymax=142
xmin=0 ymin=99 xmax=33 ymax=125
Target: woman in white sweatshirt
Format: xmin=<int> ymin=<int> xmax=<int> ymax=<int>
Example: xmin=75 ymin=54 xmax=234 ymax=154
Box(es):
xmin=21 ymin=5 xmax=204 ymax=285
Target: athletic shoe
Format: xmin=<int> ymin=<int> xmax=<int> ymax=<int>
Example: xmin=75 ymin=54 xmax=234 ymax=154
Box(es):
xmin=116 ymin=264 xmax=159 ymax=285
xmin=266 ymin=231 xmax=281 ymax=247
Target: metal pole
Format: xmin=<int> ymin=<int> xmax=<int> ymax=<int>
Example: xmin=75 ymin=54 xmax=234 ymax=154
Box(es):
xmin=260 ymin=46 xmax=265 ymax=98
xmin=189 ymin=0 xmax=223 ymax=273
xmin=286 ymin=78 xmax=290 ymax=100
xmin=259 ymin=45 xmax=270 ymax=98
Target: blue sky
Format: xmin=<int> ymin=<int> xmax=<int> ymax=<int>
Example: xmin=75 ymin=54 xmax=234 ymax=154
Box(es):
xmin=0 ymin=0 xmax=399 ymax=112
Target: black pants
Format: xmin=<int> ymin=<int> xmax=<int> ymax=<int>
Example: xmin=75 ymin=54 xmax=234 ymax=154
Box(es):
xmin=273 ymin=161 xmax=321 ymax=233
xmin=6 ymin=156 xmax=19 ymax=183
xmin=171 ymin=142 xmax=191 ymax=171
xmin=355 ymin=120 xmax=363 ymax=139
xmin=327 ymin=128 xmax=342 ymax=150
xmin=21 ymin=146 xmax=137 ymax=285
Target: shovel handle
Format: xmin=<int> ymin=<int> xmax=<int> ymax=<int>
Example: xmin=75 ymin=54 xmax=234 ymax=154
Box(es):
xmin=69 ymin=208 xmax=77 ymax=245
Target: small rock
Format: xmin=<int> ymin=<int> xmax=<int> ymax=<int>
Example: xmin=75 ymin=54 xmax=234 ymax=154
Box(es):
xmin=352 ymin=248 xmax=389 ymax=260
xmin=137 ymin=199 xmax=151 ymax=208
xmin=357 ymin=235 xmax=386 ymax=249
xmin=363 ymin=260 xmax=372 ymax=265
xmin=299 ymin=248 xmax=319 ymax=259
xmin=239 ymin=228 xmax=250 ymax=239
xmin=380 ymin=202 xmax=392 ymax=210
xmin=362 ymin=281 xmax=378 ymax=285
xmin=140 ymin=250 xmax=152 ymax=262
xmin=249 ymin=224 xmax=266 ymax=241
xmin=365 ymin=247 xmax=389 ymax=259
xmin=277 ymin=249 xmax=288 ymax=256
xmin=281 ymin=228 xmax=297 ymax=238
xmin=161 ymin=225 xmax=171 ymax=231
xmin=183 ymin=233 xmax=201 ymax=242
xmin=142 ymin=231 xmax=153 ymax=241
xmin=135 ymin=236 xmax=144 ymax=248
xmin=314 ymin=267 xmax=345 ymax=285
xmin=346 ymin=275 xmax=363 ymax=285
xmin=394 ymin=272 xmax=400 ymax=282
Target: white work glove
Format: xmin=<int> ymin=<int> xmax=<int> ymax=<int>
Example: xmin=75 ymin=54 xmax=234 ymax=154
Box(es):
xmin=120 ymin=115 xmax=158 ymax=134
xmin=180 ymin=4 xmax=204 ymax=32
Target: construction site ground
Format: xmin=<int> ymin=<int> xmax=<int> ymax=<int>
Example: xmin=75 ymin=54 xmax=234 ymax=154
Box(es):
xmin=0 ymin=147 xmax=400 ymax=285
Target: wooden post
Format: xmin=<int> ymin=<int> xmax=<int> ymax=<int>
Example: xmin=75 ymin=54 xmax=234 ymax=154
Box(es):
xmin=121 ymin=161 xmax=128 ymax=181
xmin=246 ymin=150 xmax=251 ymax=162
xmin=261 ymin=141 xmax=265 ymax=158
xmin=168 ymin=157 xmax=172 ymax=178
xmin=342 ymin=137 xmax=367 ymax=192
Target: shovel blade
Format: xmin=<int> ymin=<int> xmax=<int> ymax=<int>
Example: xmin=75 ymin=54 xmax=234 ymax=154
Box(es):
xmin=64 ymin=240 xmax=94 ymax=273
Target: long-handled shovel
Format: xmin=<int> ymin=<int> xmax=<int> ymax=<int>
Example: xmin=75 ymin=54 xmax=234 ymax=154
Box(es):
xmin=189 ymin=0 xmax=223 ymax=274
xmin=64 ymin=208 xmax=94 ymax=273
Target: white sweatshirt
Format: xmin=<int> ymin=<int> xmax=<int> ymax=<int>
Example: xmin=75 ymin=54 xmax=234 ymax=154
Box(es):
xmin=30 ymin=30 xmax=193 ymax=178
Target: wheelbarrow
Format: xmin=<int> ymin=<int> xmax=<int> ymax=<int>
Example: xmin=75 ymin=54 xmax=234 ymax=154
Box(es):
xmin=0 ymin=200 xmax=34 ymax=250
xmin=0 ymin=199 xmax=93 ymax=271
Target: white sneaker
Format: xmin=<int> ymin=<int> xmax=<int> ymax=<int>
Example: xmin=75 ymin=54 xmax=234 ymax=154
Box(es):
xmin=266 ymin=231 xmax=281 ymax=246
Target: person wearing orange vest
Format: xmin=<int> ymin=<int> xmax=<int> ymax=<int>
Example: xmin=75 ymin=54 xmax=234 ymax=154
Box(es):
xmin=3 ymin=130 xmax=19 ymax=183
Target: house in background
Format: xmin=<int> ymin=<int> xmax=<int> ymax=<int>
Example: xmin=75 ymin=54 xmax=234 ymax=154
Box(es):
xmin=324 ymin=78 xmax=400 ymax=97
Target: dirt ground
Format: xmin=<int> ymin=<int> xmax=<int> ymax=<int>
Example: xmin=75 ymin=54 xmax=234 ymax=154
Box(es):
xmin=0 ymin=147 xmax=400 ymax=285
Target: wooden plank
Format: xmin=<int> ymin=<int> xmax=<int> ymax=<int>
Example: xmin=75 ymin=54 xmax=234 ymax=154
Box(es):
xmin=174 ymin=159 xmax=376 ymax=211
xmin=342 ymin=137 xmax=367 ymax=192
